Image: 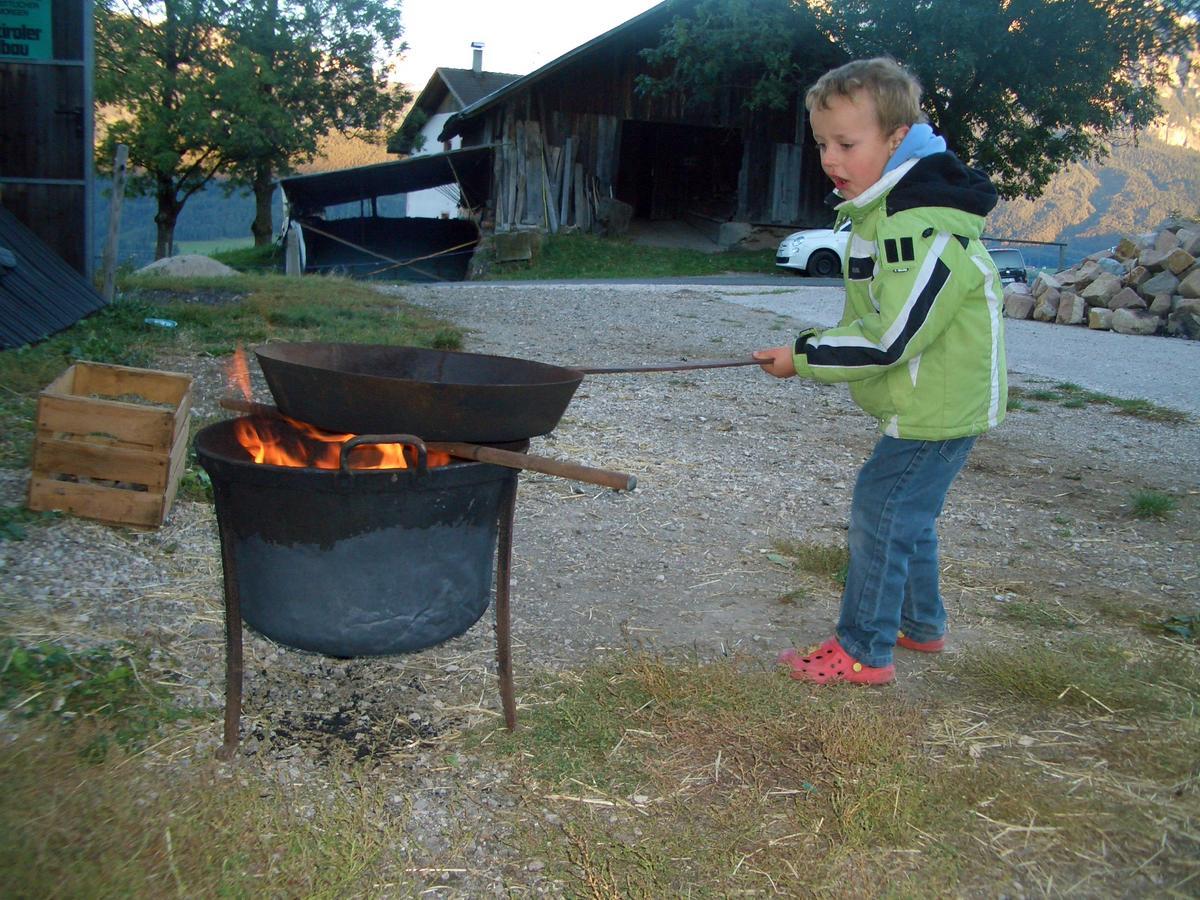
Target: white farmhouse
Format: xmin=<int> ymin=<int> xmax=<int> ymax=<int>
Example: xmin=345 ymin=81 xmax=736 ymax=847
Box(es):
xmin=400 ymin=44 xmax=519 ymax=219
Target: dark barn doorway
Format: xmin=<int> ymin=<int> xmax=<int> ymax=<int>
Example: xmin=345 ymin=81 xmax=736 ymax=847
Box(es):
xmin=615 ymin=120 xmax=741 ymax=222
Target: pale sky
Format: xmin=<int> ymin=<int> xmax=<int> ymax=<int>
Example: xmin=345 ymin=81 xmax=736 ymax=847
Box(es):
xmin=392 ymin=0 xmax=664 ymax=90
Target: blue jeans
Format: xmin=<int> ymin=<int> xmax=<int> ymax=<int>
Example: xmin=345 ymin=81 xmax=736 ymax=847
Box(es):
xmin=836 ymin=435 xmax=977 ymax=667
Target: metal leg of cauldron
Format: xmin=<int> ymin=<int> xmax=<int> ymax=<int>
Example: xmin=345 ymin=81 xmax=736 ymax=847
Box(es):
xmin=216 ymin=517 xmax=244 ymax=760
xmin=494 ymin=477 xmax=519 ymax=730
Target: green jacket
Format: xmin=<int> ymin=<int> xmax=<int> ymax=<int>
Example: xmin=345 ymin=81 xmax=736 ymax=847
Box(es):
xmin=792 ymin=153 xmax=1008 ymax=440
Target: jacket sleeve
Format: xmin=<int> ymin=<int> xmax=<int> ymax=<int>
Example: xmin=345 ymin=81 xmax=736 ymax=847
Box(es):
xmin=792 ymin=215 xmax=974 ymax=384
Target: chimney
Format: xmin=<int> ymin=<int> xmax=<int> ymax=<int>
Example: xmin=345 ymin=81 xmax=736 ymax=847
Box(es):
xmin=471 ymin=41 xmax=484 ymax=75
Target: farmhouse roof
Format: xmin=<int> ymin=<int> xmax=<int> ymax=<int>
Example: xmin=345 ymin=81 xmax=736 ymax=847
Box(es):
xmin=278 ymin=145 xmax=497 ymax=213
xmin=420 ymin=67 xmax=522 ymax=111
xmin=0 ymin=206 xmax=107 ymax=349
xmin=438 ymin=0 xmax=684 ymax=142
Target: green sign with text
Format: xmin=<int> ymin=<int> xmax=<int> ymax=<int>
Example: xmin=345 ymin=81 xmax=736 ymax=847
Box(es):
xmin=0 ymin=0 xmax=52 ymax=60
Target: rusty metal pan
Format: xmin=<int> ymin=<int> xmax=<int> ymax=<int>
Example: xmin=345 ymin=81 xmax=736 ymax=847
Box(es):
xmin=255 ymin=342 xmax=585 ymax=443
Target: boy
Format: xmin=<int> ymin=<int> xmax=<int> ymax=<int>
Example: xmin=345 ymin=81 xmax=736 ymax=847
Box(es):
xmin=754 ymin=57 xmax=1007 ymax=685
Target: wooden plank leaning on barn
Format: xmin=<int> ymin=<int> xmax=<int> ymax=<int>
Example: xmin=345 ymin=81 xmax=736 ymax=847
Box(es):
xmin=560 ymin=137 xmax=575 ymax=228
xmin=524 ymin=120 xmax=545 ymax=227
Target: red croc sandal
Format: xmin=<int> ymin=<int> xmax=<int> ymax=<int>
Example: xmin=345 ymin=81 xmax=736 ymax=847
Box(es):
xmin=896 ymin=632 xmax=945 ymax=653
xmin=776 ymin=638 xmax=895 ymax=685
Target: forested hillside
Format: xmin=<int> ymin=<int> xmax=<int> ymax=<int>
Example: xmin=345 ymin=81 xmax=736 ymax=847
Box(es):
xmin=989 ymin=140 xmax=1200 ymax=268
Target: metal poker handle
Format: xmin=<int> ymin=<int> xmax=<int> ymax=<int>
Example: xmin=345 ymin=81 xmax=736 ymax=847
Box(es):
xmin=575 ymin=356 xmax=767 ymax=375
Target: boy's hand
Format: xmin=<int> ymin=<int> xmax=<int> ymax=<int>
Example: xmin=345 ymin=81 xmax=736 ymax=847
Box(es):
xmin=753 ymin=346 xmax=796 ymax=379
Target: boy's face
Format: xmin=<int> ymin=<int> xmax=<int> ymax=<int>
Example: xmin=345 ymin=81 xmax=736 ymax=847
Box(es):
xmin=809 ymin=90 xmax=909 ymax=200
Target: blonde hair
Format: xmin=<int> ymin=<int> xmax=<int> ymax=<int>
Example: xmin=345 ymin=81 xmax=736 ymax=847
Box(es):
xmin=805 ymin=57 xmax=928 ymax=135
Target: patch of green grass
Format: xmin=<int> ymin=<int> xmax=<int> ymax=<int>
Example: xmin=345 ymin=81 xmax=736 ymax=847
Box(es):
xmin=1153 ymin=614 xmax=1200 ymax=644
xmin=947 ymin=636 xmax=1200 ymax=717
xmin=1008 ymin=383 xmax=1192 ymax=425
xmin=484 ymin=233 xmax=777 ymax=280
xmin=1129 ymin=490 xmax=1178 ymax=519
xmin=771 ymin=539 xmax=849 ymax=585
xmin=0 ymin=638 xmax=207 ymax=758
xmin=0 ymin=505 xmax=60 ymax=541
xmin=470 ymin=654 xmax=1193 ymax=895
xmin=0 ymin=725 xmax=402 ymax=898
xmin=994 ymin=598 xmax=1080 ymax=630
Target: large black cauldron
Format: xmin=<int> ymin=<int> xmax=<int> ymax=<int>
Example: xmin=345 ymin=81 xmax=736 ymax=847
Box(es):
xmin=195 ymin=417 xmax=518 ymax=657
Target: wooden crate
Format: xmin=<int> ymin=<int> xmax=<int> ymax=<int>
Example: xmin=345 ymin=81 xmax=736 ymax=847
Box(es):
xmin=27 ymin=361 xmax=193 ymax=527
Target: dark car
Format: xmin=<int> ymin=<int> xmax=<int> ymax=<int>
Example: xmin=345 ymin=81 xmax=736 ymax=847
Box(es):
xmin=988 ymin=248 xmax=1027 ymax=285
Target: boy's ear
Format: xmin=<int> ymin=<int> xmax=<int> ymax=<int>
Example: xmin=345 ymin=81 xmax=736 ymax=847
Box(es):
xmin=888 ymin=125 xmax=911 ymax=154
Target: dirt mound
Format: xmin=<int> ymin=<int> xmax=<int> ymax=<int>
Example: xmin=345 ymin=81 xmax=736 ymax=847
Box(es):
xmin=136 ymin=254 xmax=238 ymax=277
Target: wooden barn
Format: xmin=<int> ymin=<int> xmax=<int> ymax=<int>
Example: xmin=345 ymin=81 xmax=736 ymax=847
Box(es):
xmin=438 ymin=0 xmax=833 ymax=240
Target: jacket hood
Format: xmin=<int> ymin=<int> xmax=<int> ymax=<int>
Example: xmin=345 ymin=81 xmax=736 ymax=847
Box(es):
xmin=884 ymin=123 xmax=946 ymax=175
xmin=886 ymin=152 xmax=997 ymax=219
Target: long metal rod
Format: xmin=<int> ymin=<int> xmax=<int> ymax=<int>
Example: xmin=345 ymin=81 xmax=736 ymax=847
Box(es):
xmin=494 ymin=476 xmax=519 ymax=730
xmin=215 ymin=491 xmax=244 ymax=760
xmin=575 ymin=356 xmax=766 ymax=375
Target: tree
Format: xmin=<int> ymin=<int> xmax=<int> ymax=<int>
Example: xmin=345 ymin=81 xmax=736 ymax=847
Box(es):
xmin=217 ymin=0 xmax=410 ymax=246
xmin=95 ymin=0 xmax=230 ymax=259
xmin=638 ymin=0 xmax=840 ymax=112
xmin=640 ymin=0 xmax=1197 ymax=199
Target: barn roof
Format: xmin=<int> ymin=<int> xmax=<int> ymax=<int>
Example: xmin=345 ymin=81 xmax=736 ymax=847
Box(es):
xmin=278 ymin=145 xmax=497 ymax=215
xmin=0 ymin=206 xmax=108 ymax=350
xmin=438 ymin=0 xmax=683 ymax=142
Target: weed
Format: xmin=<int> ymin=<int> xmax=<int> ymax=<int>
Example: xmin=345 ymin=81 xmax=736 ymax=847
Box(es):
xmin=0 ymin=638 xmax=207 ymax=757
xmin=772 ymin=539 xmax=849 ymax=585
xmin=1154 ymin=614 xmax=1200 ymax=644
xmin=1129 ymin=490 xmax=1178 ymax=519
xmin=1058 ymin=384 xmax=1188 ymax=424
xmin=210 ymin=241 xmax=282 ymax=273
xmin=0 ymin=506 xmax=60 ymax=541
xmin=776 ymin=589 xmax=807 ymax=605
xmin=948 ymin=636 xmax=1199 ymax=716
xmin=993 ymin=598 xmax=1079 ymax=630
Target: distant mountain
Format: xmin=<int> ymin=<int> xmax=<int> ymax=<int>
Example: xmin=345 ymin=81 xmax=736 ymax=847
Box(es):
xmin=989 ymin=51 xmax=1200 ymax=269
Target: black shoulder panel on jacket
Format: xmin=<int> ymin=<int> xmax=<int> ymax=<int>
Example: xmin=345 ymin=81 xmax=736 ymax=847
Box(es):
xmin=886 ymin=153 xmax=998 ymax=218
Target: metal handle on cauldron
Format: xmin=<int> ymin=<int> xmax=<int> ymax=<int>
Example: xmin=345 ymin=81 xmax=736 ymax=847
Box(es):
xmin=340 ymin=434 xmax=427 ymax=473
xmin=575 ymin=356 xmax=768 ymax=375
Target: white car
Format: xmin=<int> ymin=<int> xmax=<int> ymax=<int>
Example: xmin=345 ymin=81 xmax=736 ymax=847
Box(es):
xmin=776 ymin=221 xmax=851 ymax=278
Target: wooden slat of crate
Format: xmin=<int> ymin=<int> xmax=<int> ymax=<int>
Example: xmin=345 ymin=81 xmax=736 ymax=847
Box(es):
xmin=28 ymin=475 xmax=168 ymax=528
xmin=72 ymin=362 xmax=192 ymax=407
xmin=35 ymin=361 xmax=192 ymax=453
xmin=160 ymin=424 xmax=190 ymax=514
xmin=32 ymin=436 xmax=171 ymax=491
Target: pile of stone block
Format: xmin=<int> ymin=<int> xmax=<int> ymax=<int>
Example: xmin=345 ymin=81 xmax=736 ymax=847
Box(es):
xmin=1002 ymin=219 xmax=1200 ymax=339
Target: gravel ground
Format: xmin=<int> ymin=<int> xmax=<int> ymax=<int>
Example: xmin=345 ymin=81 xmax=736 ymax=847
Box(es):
xmin=2 ymin=281 xmax=1198 ymax=894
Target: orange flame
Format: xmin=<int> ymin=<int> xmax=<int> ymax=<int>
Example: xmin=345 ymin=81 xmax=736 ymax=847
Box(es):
xmin=227 ymin=344 xmax=253 ymax=402
xmin=233 ymin=415 xmax=452 ymax=470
